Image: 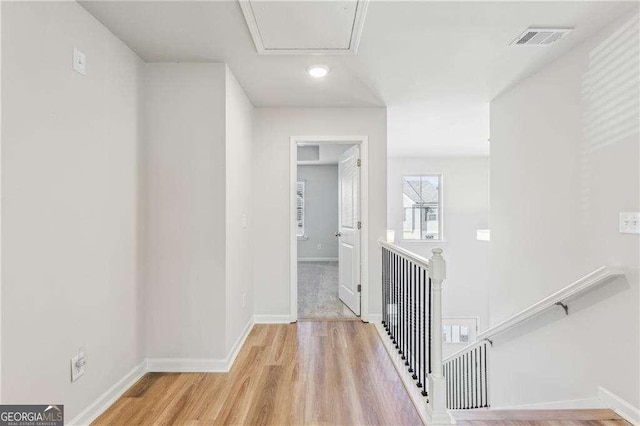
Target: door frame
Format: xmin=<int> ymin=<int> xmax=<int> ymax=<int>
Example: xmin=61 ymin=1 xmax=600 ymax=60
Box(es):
xmin=289 ymin=136 xmax=369 ymax=323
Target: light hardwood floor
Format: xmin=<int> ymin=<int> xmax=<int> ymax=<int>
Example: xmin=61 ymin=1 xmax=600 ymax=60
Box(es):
xmin=93 ymin=321 xmax=629 ymax=426
xmin=93 ymin=321 xmax=421 ymax=425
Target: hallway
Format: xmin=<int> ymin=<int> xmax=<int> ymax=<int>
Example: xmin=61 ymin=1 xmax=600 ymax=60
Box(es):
xmin=93 ymin=321 xmax=420 ymax=425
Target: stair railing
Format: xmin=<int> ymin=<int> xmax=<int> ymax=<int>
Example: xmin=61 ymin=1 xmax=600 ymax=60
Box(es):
xmin=441 ymin=265 xmax=624 ymax=410
xmin=380 ymin=241 xmax=454 ymax=424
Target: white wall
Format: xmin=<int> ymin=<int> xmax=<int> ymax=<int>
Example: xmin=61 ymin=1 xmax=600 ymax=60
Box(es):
xmin=387 ymin=157 xmax=490 ymax=343
xmin=1 ymin=1 xmax=144 ymax=418
xmin=224 ymin=68 xmax=254 ymax=352
xmin=489 ymin=11 xmax=639 ymax=408
xmin=297 ymin=165 xmax=339 ymax=260
xmin=144 ymin=63 xmax=227 ymax=359
xmin=252 ymin=108 xmax=387 ymax=320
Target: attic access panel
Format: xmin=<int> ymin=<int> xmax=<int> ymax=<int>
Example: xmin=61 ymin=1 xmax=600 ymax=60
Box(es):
xmin=239 ymin=0 xmax=369 ymax=55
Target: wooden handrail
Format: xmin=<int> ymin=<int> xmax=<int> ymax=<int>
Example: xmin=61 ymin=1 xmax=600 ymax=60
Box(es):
xmin=444 ymin=265 xmax=625 ymax=362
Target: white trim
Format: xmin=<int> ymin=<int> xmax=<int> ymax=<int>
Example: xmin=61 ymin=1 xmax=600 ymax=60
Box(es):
xmin=238 ymin=0 xmax=369 ymax=55
xmin=492 ymin=397 xmax=606 ymax=410
xmin=68 ymin=361 xmax=146 ymax=426
xmin=70 ymin=320 xmax=255 ymax=424
xmin=400 ymin=239 xmax=449 ymax=244
xmin=444 ymin=266 xmax=625 ymax=362
xmin=476 ymin=266 xmax=624 ymax=341
xmin=476 ymin=229 xmax=490 ymax=242
xmin=378 ymin=240 xmax=430 ymax=270
xmin=297 ymin=257 xmax=339 ymax=262
xmin=146 ymin=358 xmax=227 ymax=373
xmin=226 ymin=317 xmax=255 ymax=369
xmin=147 ymin=319 xmax=255 ymax=372
xmin=290 ymin=136 xmax=370 ymax=324
xmin=254 ymin=314 xmax=293 ymax=324
xmin=598 ymin=386 xmax=640 ymax=425
xmin=374 ymin=323 xmax=440 ymax=426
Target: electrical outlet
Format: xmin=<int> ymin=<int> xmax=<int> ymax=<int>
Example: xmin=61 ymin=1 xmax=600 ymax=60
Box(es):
xmin=71 ymin=347 xmax=87 ymax=382
xmin=317 ymin=243 xmax=322 ymax=250
xmin=73 ymin=48 xmax=86 ymax=75
xmin=619 ymin=212 xmax=640 ymax=234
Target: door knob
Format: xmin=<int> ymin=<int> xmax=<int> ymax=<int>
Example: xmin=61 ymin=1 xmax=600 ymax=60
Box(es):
xmin=335 ymin=232 xmax=342 ymax=237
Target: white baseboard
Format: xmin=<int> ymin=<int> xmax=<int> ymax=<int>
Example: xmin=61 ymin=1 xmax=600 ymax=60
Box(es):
xmin=71 ymin=320 xmax=256 ymax=425
xmin=224 ymin=317 xmax=254 ymax=370
xmin=68 ymin=361 xmax=146 ymax=426
xmin=254 ymin=314 xmax=293 ymax=324
xmin=374 ymin=323 xmax=431 ymax=426
xmin=297 ymin=257 xmax=338 ymax=262
xmin=493 ymin=397 xmax=606 ymax=410
xmin=598 ymin=386 xmax=640 ymax=425
xmin=146 ymin=357 xmax=227 ymax=372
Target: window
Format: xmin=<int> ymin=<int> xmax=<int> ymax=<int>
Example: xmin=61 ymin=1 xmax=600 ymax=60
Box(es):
xmin=402 ymin=175 xmax=441 ymax=240
xmin=296 ymin=181 xmax=305 ymax=237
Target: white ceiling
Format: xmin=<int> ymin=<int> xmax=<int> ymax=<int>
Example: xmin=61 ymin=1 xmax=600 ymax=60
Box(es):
xmin=80 ymin=0 xmax=638 ymax=157
xmin=246 ymin=0 xmax=358 ymax=50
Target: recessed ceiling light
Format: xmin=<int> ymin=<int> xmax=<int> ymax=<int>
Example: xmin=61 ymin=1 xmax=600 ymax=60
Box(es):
xmin=307 ymin=65 xmax=330 ymax=78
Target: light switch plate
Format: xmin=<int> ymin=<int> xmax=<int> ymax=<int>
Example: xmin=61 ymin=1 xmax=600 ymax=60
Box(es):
xmin=619 ymin=212 xmax=640 ymax=234
xmin=73 ymin=47 xmax=86 ymax=75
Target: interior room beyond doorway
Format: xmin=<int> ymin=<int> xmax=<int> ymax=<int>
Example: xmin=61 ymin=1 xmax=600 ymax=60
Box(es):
xmin=296 ymin=143 xmax=359 ymax=320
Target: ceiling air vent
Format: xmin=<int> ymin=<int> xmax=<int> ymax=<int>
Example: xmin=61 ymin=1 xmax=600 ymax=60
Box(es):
xmin=510 ymin=27 xmax=573 ymax=46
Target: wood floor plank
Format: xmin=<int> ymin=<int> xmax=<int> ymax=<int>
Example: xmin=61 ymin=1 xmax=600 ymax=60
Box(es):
xmin=93 ymin=322 xmax=623 ymax=426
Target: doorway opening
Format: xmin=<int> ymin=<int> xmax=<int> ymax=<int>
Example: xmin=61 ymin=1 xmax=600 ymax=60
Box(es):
xmin=289 ymin=137 xmax=369 ymax=322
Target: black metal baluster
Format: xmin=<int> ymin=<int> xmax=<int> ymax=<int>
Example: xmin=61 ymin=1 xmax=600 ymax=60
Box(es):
xmin=484 ymin=342 xmax=489 ymax=407
xmin=403 ymin=259 xmax=408 ymax=362
xmin=456 ymin=357 xmax=460 ymax=409
xmin=400 ymin=258 xmax=404 ymax=359
xmin=464 ymin=352 xmax=469 ymax=408
xmin=463 ymin=354 xmax=467 ymax=409
xmin=394 ymin=253 xmax=399 ymax=347
xmin=421 ymin=267 xmax=427 ymax=397
xmin=478 ymin=345 xmax=485 ymax=408
xmin=391 ymin=253 xmax=396 ymax=344
xmin=416 ymin=266 xmax=422 ymax=389
xmin=467 ymin=351 xmax=471 ymax=409
xmin=412 ymin=264 xmax=418 ymax=379
xmin=382 ymin=249 xmax=386 ymax=329
xmin=471 ymin=347 xmax=475 ymax=408
xmin=470 ymin=349 xmax=474 ymax=408
xmin=407 ymin=261 xmax=412 ymax=369
xmin=385 ymin=250 xmax=389 ymax=331
xmin=469 ymin=351 xmax=472 ymax=408
xmin=396 ymin=253 xmax=399 ymax=345
xmin=403 ymin=258 xmax=407 ymax=359
xmin=398 ymin=256 xmax=402 ymax=355
xmin=477 ymin=347 xmax=480 ymax=408
xmin=428 ymin=275 xmax=432 ymax=375
xmin=385 ymin=249 xmax=389 ymax=330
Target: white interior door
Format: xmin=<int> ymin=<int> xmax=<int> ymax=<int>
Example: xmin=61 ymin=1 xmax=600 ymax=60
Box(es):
xmin=337 ymin=145 xmax=361 ymax=315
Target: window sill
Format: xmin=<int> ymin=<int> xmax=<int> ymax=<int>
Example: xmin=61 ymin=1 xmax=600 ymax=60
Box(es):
xmin=398 ymin=239 xmax=448 ymax=244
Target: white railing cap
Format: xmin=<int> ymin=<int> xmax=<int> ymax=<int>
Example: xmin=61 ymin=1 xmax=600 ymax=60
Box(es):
xmin=378 ymin=239 xmax=430 ymax=270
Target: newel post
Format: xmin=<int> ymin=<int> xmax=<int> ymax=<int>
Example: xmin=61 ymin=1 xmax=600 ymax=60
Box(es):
xmin=427 ymin=248 xmax=456 ymax=424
